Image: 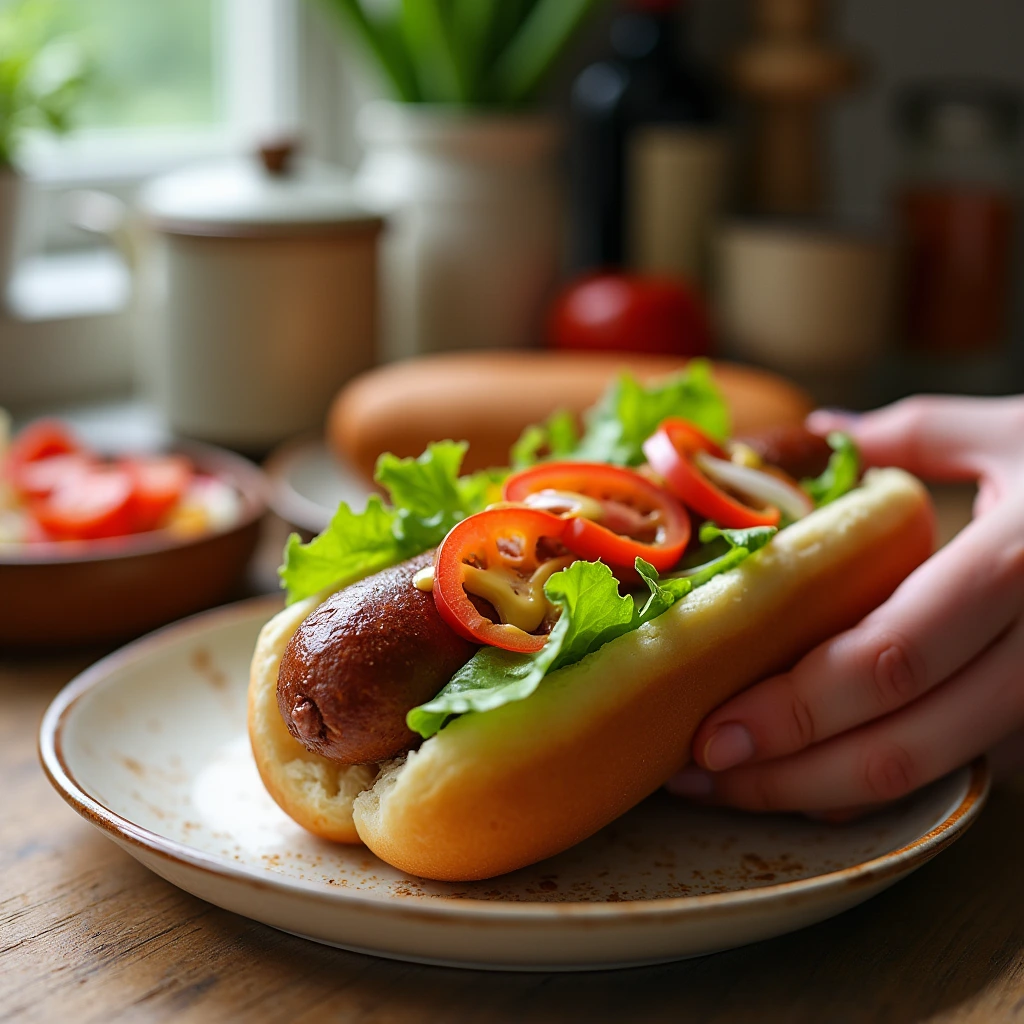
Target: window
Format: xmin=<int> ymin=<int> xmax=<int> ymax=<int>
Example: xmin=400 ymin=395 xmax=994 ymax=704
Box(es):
xmin=1 ymin=0 xmax=312 ymax=408
xmin=20 ymin=0 xmax=301 ymax=183
xmin=46 ymin=0 xmax=219 ymax=131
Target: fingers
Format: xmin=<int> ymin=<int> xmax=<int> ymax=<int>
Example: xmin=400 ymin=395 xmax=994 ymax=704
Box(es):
xmin=807 ymin=395 xmax=1024 ymax=480
xmin=691 ymin=512 xmax=1024 ymax=772
xmin=669 ymin=617 xmax=1024 ymax=812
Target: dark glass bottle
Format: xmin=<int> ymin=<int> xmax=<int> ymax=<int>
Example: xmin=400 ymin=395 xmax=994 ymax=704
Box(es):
xmin=568 ymin=0 xmax=719 ymax=274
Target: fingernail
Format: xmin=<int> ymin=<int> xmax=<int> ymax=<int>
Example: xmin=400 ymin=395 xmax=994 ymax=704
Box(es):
xmin=666 ymin=766 xmax=714 ymax=799
xmin=703 ymin=723 xmax=755 ymax=771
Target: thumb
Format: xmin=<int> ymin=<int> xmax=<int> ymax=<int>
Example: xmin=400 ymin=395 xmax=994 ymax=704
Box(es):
xmin=807 ymin=396 xmax=1012 ymax=481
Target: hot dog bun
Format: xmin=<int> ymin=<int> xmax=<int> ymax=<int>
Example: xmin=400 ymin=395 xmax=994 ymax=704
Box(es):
xmin=249 ymin=596 xmax=377 ymax=843
xmin=329 ymin=353 xmax=814 ymax=479
xmin=249 ymin=468 xmax=934 ymax=879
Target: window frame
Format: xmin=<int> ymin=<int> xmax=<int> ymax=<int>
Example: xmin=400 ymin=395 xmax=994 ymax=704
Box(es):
xmin=0 ymin=0 xmax=331 ymax=410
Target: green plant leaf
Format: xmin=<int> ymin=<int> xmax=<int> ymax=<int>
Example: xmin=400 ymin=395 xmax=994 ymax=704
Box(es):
xmin=398 ymin=0 xmax=471 ymax=104
xmin=487 ymin=0 xmax=603 ymax=103
xmin=319 ymin=0 xmax=421 ymax=101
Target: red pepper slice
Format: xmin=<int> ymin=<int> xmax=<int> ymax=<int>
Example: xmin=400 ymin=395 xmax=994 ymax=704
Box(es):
xmin=30 ymin=465 xmax=137 ymax=541
xmin=433 ymin=507 xmax=569 ymax=653
xmin=503 ymin=462 xmax=690 ymax=574
xmin=642 ymin=420 xmax=781 ymax=529
xmin=6 ymin=419 xmax=84 ymax=467
xmin=123 ymin=454 xmax=194 ymax=532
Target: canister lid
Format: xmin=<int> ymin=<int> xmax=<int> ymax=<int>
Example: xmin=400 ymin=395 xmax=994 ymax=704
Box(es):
xmin=139 ymin=141 xmax=384 ymax=237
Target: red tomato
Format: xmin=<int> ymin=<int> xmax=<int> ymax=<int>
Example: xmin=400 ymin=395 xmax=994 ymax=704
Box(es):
xmin=547 ymin=273 xmax=712 ymax=357
xmin=10 ymin=453 xmax=95 ymax=500
xmin=31 ymin=466 xmax=137 ymax=541
xmin=6 ymin=419 xmax=85 ymax=469
xmin=122 ymin=454 xmax=193 ymax=532
xmin=642 ymin=420 xmax=781 ymax=529
xmin=433 ymin=508 xmax=569 ymax=653
xmin=503 ymin=462 xmax=690 ymax=574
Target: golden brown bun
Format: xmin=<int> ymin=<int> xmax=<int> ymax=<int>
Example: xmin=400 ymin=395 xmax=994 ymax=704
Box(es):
xmin=328 ymin=352 xmax=814 ymax=479
xmin=249 ymin=469 xmax=934 ymax=879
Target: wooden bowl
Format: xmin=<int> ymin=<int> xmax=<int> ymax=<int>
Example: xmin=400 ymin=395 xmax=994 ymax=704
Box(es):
xmin=0 ymin=443 xmax=267 ymax=647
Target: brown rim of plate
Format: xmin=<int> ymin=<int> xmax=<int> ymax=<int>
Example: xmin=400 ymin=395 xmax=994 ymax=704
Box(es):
xmin=1 ymin=441 xmax=268 ymax=566
xmin=38 ymin=595 xmax=991 ymax=923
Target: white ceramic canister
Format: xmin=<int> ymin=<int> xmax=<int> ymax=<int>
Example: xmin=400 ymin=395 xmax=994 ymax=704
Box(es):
xmin=138 ymin=145 xmax=383 ymax=451
xmin=353 ymin=102 xmax=563 ymax=361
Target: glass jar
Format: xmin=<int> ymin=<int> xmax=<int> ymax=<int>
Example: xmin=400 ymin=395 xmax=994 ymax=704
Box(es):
xmin=894 ymin=82 xmax=1020 ymax=358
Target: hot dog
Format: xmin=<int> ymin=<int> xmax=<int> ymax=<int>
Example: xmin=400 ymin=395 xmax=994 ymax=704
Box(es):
xmin=250 ymin=367 xmax=935 ymax=879
xmin=277 ymin=552 xmax=476 ymax=764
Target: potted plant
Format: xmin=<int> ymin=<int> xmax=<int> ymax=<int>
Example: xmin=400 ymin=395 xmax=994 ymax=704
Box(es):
xmin=0 ymin=0 xmax=91 ymax=290
xmin=319 ymin=0 xmax=605 ymax=358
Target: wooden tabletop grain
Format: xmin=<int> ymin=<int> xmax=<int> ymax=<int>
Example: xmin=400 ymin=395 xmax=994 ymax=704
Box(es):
xmin=4 ymin=487 xmax=1023 ymax=1024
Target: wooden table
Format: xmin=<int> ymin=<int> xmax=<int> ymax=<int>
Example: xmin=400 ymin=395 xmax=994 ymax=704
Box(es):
xmin=4 ymin=489 xmax=1023 ymax=1023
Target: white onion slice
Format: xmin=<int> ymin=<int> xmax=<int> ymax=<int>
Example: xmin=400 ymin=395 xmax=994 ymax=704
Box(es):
xmin=694 ymin=452 xmax=813 ymax=521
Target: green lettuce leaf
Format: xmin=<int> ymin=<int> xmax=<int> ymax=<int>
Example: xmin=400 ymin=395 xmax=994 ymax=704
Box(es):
xmin=698 ymin=523 xmax=778 ymax=553
xmin=509 ymin=360 xmax=730 ymax=469
xmin=407 ymin=559 xmax=636 ymax=738
xmin=802 ymin=432 xmax=860 ymax=508
xmin=574 ymin=360 xmax=730 ymax=466
xmin=407 ymin=523 xmax=778 ymax=739
xmin=279 ymin=440 xmax=497 ymax=604
xmin=510 ymin=408 xmax=580 ymax=469
xmin=278 ymin=496 xmax=403 ymax=605
xmin=635 ymin=557 xmax=691 ymax=622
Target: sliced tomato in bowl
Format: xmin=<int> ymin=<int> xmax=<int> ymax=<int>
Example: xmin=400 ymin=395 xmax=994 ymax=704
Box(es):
xmin=433 ymin=507 xmax=570 ymax=654
xmin=30 ymin=466 xmax=137 ymax=541
xmin=10 ymin=453 xmax=96 ymax=500
xmin=503 ymin=462 xmax=690 ymax=574
xmin=5 ymin=419 xmax=84 ymax=467
xmin=123 ymin=454 xmax=194 ymax=532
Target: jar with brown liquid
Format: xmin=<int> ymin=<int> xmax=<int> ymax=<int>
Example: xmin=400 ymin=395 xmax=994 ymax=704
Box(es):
xmin=895 ymin=83 xmax=1019 ymax=368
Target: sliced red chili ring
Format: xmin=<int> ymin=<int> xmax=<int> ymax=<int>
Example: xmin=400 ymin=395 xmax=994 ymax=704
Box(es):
xmin=433 ymin=507 xmax=570 ymax=653
xmin=642 ymin=419 xmax=782 ymax=529
xmin=503 ymin=462 xmax=690 ymax=573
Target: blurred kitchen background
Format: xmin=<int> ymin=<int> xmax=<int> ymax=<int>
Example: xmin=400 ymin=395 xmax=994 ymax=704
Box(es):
xmin=1 ymin=0 xmax=1022 ymax=435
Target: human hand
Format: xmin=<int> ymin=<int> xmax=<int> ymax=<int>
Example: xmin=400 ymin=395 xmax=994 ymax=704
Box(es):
xmin=667 ymin=395 xmax=1024 ymax=816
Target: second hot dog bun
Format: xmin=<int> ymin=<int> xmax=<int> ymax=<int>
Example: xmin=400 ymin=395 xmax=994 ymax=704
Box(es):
xmin=329 ymin=353 xmax=814 ymax=479
xmin=249 ymin=468 xmax=934 ymax=879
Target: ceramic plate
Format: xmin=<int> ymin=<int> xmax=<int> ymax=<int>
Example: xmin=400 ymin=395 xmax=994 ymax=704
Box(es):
xmin=263 ymin=437 xmax=369 ymax=537
xmin=40 ymin=598 xmax=989 ymax=971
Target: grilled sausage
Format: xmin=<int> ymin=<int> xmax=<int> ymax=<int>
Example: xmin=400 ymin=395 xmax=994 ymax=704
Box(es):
xmin=739 ymin=424 xmax=834 ymax=481
xmin=277 ymin=552 xmax=477 ymax=764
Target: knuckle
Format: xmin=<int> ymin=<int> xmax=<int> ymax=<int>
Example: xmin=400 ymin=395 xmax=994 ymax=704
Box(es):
xmin=750 ymin=772 xmax=784 ymax=813
xmin=888 ymin=396 xmax=936 ymax=436
xmin=997 ymin=541 xmax=1024 ymax=586
xmin=867 ymin=632 xmax=926 ymax=710
xmin=1005 ymin=398 xmax=1024 ymax=436
xmin=785 ymin=689 xmax=818 ymax=750
xmin=863 ymin=743 xmax=918 ymax=802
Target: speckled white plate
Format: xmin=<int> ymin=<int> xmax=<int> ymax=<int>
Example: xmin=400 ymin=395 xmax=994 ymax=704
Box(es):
xmin=39 ymin=597 xmax=989 ymax=971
